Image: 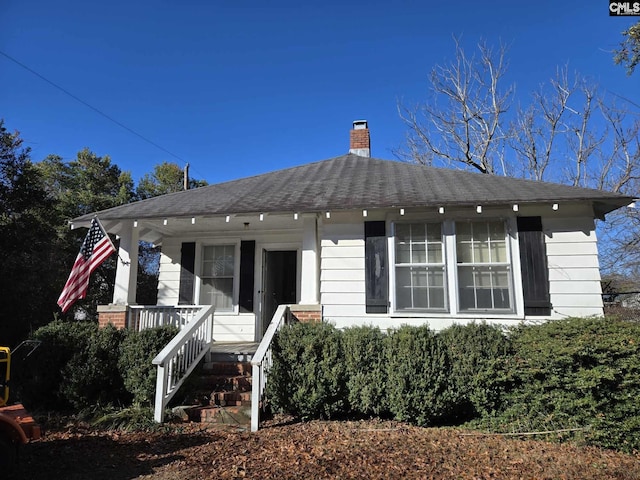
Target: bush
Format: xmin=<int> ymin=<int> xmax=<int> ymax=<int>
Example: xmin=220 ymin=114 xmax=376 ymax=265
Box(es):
xmin=268 ymin=322 xmax=347 ymax=420
xmin=62 ymin=324 xmax=130 ymax=409
xmin=18 ymin=320 xmax=98 ymax=411
xmin=342 ymin=326 xmax=388 ymax=416
xmin=118 ymin=325 xmax=179 ymax=406
xmin=385 ymin=325 xmax=455 ymax=426
xmin=486 ymin=317 xmax=640 ymax=453
xmin=438 ymin=323 xmax=512 ymax=421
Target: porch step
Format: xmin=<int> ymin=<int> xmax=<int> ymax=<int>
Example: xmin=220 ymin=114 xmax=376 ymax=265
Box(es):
xmin=183 ymin=358 xmax=253 ymax=426
xmin=196 ymin=373 xmax=252 ymax=391
xmin=210 ymin=390 xmax=252 ymax=406
xmin=202 ymin=361 xmax=252 ymax=376
xmin=186 ymin=405 xmax=252 ymax=426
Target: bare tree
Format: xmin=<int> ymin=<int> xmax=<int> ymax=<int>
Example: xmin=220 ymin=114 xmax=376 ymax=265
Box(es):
xmin=397 ymin=38 xmax=514 ymax=174
xmin=398 ymin=39 xmax=640 ymax=278
xmin=509 ymin=67 xmax=573 ymax=181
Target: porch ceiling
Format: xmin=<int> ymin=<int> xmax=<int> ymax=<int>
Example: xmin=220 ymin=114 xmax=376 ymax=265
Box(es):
xmin=91 ymin=212 xmax=307 ymax=244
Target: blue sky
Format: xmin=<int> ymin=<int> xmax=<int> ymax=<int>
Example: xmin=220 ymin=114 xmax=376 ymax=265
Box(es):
xmin=1 ymin=0 xmax=638 ymax=185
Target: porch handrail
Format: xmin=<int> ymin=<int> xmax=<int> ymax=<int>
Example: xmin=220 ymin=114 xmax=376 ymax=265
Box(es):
xmin=151 ymin=305 xmax=214 ymax=422
xmin=250 ymin=304 xmax=296 ymax=432
xmin=127 ymin=305 xmax=202 ymax=331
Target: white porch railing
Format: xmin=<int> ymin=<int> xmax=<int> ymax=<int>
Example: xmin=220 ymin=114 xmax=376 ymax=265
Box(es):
xmin=127 ymin=305 xmax=203 ymax=332
xmin=151 ymin=305 xmax=214 ymax=422
xmin=251 ymin=304 xmax=296 ymax=432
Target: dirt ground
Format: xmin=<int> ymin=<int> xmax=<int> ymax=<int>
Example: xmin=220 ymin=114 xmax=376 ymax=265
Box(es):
xmin=7 ymin=418 xmax=640 ymax=480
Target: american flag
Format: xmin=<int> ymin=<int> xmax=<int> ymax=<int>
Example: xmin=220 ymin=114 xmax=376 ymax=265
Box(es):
xmin=57 ymin=217 xmax=116 ymax=313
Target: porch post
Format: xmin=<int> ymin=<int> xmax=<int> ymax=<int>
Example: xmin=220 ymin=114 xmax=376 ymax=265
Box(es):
xmin=112 ymin=221 xmax=139 ymax=305
xmin=300 ymin=215 xmax=320 ymax=304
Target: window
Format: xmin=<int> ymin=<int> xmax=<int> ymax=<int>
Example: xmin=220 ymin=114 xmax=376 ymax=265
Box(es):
xmin=456 ymin=221 xmax=512 ymax=311
xmin=200 ymin=245 xmax=235 ymax=311
xmin=394 ymin=223 xmax=447 ymax=311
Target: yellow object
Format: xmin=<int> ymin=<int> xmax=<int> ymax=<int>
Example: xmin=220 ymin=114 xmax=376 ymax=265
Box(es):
xmin=0 ymin=346 xmax=10 ymax=407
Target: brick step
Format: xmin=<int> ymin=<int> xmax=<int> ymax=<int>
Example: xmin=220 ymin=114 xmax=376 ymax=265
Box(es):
xmin=209 ymin=390 xmax=252 ymax=406
xmin=195 ymin=373 xmax=252 ymax=392
xmin=187 ymin=405 xmax=251 ymax=426
xmin=202 ymin=361 xmax=252 ymax=376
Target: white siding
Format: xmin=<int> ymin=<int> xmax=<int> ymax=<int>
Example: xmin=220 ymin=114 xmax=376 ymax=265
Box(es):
xmin=543 ymin=216 xmax=603 ymax=319
xmin=211 ymin=313 xmax=256 ymax=342
xmin=156 ymin=238 xmax=256 ymax=341
xmin=157 ymin=239 xmax=181 ymax=306
xmin=320 ymin=222 xmax=367 ymax=323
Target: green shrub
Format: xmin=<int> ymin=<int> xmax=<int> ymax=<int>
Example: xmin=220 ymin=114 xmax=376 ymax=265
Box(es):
xmin=342 ymin=326 xmax=388 ymax=416
xmin=62 ymin=324 xmax=130 ymax=409
xmin=486 ymin=317 xmax=640 ymax=453
xmin=268 ymin=322 xmax=347 ymax=420
xmin=438 ymin=322 xmax=512 ymax=421
xmin=118 ymin=325 xmax=179 ymax=406
xmin=19 ymin=320 xmax=98 ymax=411
xmin=385 ymin=325 xmax=455 ymax=426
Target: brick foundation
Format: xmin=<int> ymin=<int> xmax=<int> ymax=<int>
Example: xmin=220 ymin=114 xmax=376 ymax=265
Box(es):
xmin=97 ymin=305 xmax=128 ymax=329
xmin=290 ymin=305 xmax=322 ymax=323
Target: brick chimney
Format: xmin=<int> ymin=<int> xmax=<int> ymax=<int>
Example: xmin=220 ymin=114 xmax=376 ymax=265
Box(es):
xmin=349 ymin=120 xmax=370 ymax=157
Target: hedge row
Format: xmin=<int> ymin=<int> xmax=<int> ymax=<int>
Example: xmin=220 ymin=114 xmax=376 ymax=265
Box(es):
xmin=267 ymin=322 xmax=510 ymax=425
xmin=15 ymin=320 xmax=178 ymax=412
xmin=267 ymin=318 xmax=640 ymax=453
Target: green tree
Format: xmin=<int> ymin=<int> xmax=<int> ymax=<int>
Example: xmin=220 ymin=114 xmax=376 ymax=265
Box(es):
xmin=36 ymin=149 xmax=136 ymax=319
xmin=0 ymin=120 xmax=58 ymax=346
xmin=614 ymin=21 xmax=640 ymax=76
xmin=136 ymin=161 xmax=206 ymax=200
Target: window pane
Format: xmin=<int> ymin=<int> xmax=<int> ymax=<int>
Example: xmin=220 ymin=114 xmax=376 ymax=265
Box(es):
xmin=395 ymin=223 xmax=410 ymax=243
xmin=426 ymin=223 xmax=442 ymax=242
xmin=412 ymin=268 xmax=428 ymax=287
xmin=200 ymin=278 xmax=233 ymax=311
xmin=429 ymin=287 xmax=445 ymax=309
xmin=473 ymin=241 xmax=490 ymax=263
xmin=412 ymin=243 xmax=426 ymax=263
xmin=413 ymin=287 xmax=429 ymax=309
xmin=458 ymin=266 xmax=512 ymax=311
xmin=457 ymin=222 xmax=472 ymax=240
xmin=394 ymin=223 xmax=446 ymax=312
xmin=411 ymin=224 xmax=426 ymax=242
xmin=490 ymin=242 xmax=507 ymax=263
xmin=427 ymin=243 xmax=442 ymax=263
xmin=457 ymin=242 xmax=473 ymax=263
xmin=395 ymin=267 xmax=411 ymax=309
xmin=396 ymin=243 xmax=411 ymax=264
xmin=203 ymin=245 xmax=235 ymax=277
xmin=489 ymin=222 xmax=505 ymax=240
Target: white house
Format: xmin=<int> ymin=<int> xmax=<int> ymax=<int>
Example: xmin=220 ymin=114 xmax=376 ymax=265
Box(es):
xmin=75 ymin=120 xmax=634 ymax=340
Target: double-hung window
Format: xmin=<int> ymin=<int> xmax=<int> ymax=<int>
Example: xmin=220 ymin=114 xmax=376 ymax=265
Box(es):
xmin=394 ymin=223 xmax=447 ymax=311
xmin=455 ymin=221 xmax=512 ymax=312
xmin=392 ymin=219 xmax=514 ymax=314
xmin=200 ymin=244 xmax=235 ymax=312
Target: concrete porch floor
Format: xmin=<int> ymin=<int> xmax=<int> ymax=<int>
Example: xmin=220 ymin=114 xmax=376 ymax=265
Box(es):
xmin=210 ymin=342 xmax=258 ymax=355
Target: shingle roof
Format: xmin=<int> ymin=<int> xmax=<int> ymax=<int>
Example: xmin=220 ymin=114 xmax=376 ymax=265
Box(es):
xmin=76 ymin=154 xmax=633 ymax=222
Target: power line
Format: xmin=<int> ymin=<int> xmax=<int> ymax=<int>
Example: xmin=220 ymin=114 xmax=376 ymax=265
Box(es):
xmin=0 ymin=49 xmax=188 ymax=163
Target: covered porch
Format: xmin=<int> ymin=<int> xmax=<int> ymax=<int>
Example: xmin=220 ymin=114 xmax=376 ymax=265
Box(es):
xmin=92 ymin=211 xmax=322 ymax=340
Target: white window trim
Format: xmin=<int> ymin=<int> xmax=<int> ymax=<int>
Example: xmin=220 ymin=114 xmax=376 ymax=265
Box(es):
xmin=195 ymin=239 xmax=241 ymax=315
xmin=389 ymin=217 xmax=525 ymax=319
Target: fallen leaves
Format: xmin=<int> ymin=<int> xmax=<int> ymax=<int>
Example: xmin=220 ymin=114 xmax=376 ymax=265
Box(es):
xmin=7 ymin=417 xmax=640 ymax=479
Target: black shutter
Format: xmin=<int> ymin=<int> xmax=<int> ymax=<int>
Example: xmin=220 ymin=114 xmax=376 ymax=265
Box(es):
xmin=239 ymin=240 xmax=256 ymax=313
xmin=365 ymin=221 xmax=388 ymax=314
xmin=178 ymin=242 xmax=196 ymax=305
xmin=517 ymin=217 xmax=552 ymax=316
